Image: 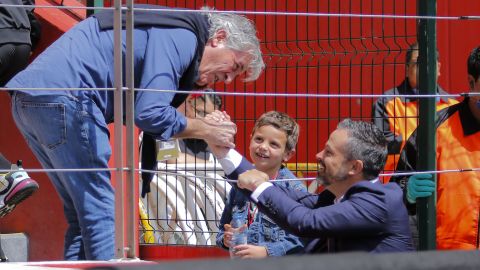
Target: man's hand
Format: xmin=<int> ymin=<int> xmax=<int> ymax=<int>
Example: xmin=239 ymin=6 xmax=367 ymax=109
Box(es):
xmin=232 ymin=244 xmax=268 ymax=259
xmin=202 ymin=122 xmax=236 ymax=149
xmin=204 ymin=110 xmax=230 ymax=124
xmin=203 ymin=110 xmax=236 ymax=132
xmin=238 ymin=169 xmax=269 ymax=191
xmin=406 ymin=173 xmax=436 ymax=204
xmin=204 ymin=110 xmax=236 ymax=158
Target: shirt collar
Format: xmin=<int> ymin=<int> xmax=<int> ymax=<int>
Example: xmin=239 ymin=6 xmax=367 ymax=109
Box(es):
xmin=459 ymin=97 xmax=480 ymax=136
xmin=397 ymin=79 xmax=450 ymax=103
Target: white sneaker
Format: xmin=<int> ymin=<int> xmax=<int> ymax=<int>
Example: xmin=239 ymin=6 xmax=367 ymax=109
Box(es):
xmin=0 ymin=164 xmax=39 ymax=218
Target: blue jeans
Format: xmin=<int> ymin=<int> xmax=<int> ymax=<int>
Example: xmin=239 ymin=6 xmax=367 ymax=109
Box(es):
xmin=11 ymin=92 xmax=115 ymax=260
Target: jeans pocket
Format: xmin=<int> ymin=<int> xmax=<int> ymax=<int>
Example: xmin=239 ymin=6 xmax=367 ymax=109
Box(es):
xmin=20 ymin=101 xmax=66 ymax=149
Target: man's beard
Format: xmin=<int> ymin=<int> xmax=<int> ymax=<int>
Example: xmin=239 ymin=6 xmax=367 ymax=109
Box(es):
xmin=316 ymin=174 xmax=331 ymax=187
xmin=316 ymin=164 xmax=349 ymax=187
xmin=316 ymin=162 xmax=331 ymax=186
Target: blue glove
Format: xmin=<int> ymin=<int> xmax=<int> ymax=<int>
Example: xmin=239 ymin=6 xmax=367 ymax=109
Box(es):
xmin=406 ymin=173 xmax=436 ymax=204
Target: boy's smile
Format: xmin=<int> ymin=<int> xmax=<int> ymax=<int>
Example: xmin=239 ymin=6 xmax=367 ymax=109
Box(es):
xmin=249 ymin=125 xmax=294 ymax=179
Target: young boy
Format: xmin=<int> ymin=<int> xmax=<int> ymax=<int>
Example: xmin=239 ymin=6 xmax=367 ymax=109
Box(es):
xmin=214 ymin=111 xmax=306 ymax=258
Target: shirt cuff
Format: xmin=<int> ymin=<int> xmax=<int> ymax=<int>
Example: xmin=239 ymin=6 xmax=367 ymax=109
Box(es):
xmin=218 ymin=149 xmax=243 ymax=175
xmin=250 ymin=182 xmax=273 ymax=203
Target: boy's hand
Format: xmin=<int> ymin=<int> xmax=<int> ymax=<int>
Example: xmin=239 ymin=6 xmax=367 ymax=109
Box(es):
xmin=208 ymin=144 xmax=230 ymax=159
xmin=232 ymin=244 xmax=268 ymax=259
xmin=222 ymin=224 xmax=234 ymax=248
xmin=238 ymin=169 xmax=269 ymax=191
xmin=223 ymin=223 xmax=247 ymax=248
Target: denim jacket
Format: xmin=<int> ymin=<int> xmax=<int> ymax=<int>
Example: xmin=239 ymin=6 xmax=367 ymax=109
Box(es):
xmin=216 ymin=167 xmax=306 ymax=256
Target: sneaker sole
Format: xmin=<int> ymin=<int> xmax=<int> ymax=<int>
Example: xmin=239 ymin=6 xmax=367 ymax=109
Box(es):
xmin=0 ymin=180 xmax=39 ymax=218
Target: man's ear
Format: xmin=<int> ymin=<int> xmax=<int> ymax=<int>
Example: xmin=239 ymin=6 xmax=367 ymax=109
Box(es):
xmin=211 ymin=29 xmax=227 ymax=47
xmin=349 ymin=160 xmax=363 ymax=176
xmin=468 ymin=75 xmax=475 ymax=90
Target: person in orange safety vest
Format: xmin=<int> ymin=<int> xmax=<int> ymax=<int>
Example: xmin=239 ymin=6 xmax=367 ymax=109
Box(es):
xmin=392 ymin=45 xmax=480 ymax=250
xmin=372 ymin=42 xmax=458 ymax=183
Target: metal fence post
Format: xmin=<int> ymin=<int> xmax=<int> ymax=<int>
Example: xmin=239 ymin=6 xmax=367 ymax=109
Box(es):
xmin=125 ymin=0 xmax=138 ymax=259
xmin=113 ymin=0 xmax=125 ymax=259
xmin=416 ymin=0 xmax=437 ymax=250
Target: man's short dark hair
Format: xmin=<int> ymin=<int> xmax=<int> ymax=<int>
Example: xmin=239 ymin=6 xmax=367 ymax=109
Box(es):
xmin=406 ymin=43 xmax=419 ymax=64
xmin=337 ymin=119 xmax=388 ymax=180
xmin=405 ymin=42 xmax=439 ymax=64
xmin=467 ymin=46 xmax=480 ymax=82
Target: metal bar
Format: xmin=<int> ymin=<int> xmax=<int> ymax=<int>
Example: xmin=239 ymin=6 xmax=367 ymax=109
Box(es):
xmin=416 ymin=0 xmax=437 ymax=250
xmin=125 ymin=0 xmax=138 ymax=259
xmin=113 ymin=0 xmax=125 ymax=259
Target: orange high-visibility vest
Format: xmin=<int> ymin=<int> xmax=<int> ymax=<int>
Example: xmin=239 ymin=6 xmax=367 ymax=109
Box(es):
xmin=435 ymin=100 xmax=480 ymax=249
xmin=372 ymin=80 xmax=458 ymax=183
xmin=395 ymin=98 xmax=480 ymax=249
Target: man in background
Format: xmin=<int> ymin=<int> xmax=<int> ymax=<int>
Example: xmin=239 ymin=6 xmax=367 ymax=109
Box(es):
xmin=372 ymin=42 xmax=457 ymax=182
xmin=392 ymin=46 xmax=480 ymax=250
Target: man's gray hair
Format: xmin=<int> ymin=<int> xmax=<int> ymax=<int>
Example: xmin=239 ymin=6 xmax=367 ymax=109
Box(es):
xmin=203 ymin=7 xmax=265 ymax=81
xmin=337 ymin=119 xmax=387 ymax=180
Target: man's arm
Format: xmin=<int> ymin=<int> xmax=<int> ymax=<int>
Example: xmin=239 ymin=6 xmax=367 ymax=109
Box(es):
xmin=255 ymin=185 xmax=388 ymax=238
xmin=372 ymin=98 xmax=403 ymax=154
xmin=239 ymin=171 xmax=387 ymax=238
xmin=175 ymin=117 xmax=236 ymax=148
xmin=240 ymin=170 xmax=330 ymax=209
xmin=135 ymin=30 xmax=236 ymax=148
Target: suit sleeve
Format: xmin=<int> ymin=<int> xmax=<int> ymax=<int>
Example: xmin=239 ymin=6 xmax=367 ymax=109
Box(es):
xmin=225 ymin=157 xmax=255 ymax=180
xmin=269 ymin=184 xmax=333 ymax=209
xmin=372 ymin=97 xmax=403 ymax=154
xmin=256 ymin=185 xmax=388 ymax=238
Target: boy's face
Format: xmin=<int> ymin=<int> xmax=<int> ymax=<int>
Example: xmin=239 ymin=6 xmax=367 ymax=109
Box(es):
xmin=249 ymin=125 xmax=294 ymax=178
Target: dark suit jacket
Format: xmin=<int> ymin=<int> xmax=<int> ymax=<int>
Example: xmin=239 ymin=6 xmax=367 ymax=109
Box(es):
xmin=229 ymin=158 xmax=414 ymax=253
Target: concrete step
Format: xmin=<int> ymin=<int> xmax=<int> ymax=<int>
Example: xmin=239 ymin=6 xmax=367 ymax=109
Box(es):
xmin=0 ymin=233 xmax=28 ymax=262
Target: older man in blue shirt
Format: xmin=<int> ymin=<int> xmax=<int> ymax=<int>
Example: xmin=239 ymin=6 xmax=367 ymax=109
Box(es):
xmin=6 ymin=5 xmax=264 ymax=260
